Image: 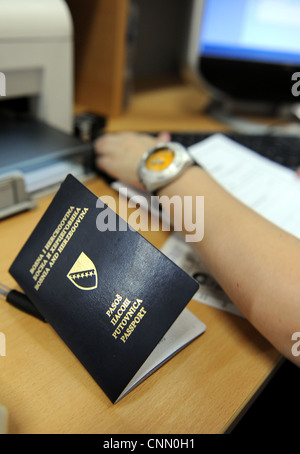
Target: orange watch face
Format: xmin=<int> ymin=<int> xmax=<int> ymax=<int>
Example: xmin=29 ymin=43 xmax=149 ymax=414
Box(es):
xmin=146 ymin=148 xmax=175 ymax=172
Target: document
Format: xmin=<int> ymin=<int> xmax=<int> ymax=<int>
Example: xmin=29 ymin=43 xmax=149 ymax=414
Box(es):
xmin=9 ymin=175 xmax=206 ymax=403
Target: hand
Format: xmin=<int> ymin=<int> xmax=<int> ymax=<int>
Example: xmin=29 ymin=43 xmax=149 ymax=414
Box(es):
xmin=94 ymin=131 xmax=170 ymax=188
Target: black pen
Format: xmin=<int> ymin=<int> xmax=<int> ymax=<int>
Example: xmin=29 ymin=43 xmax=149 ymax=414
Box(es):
xmin=0 ymin=283 xmax=47 ymax=322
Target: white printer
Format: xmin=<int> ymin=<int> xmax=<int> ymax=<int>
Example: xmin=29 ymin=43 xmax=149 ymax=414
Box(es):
xmin=0 ymin=0 xmax=95 ymax=219
xmin=0 ymin=0 xmax=73 ymax=133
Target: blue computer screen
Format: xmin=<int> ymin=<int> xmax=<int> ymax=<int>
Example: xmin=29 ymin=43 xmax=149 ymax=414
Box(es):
xmin=199 ymin=0 xmax=300 ymax=65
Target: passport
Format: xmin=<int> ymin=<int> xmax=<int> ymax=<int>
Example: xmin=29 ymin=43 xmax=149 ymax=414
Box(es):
xmin=9 ymin=175 xmax=206 ymax=403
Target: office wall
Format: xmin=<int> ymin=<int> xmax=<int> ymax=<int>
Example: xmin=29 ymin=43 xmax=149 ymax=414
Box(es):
xmin=66 ymin=0 xmax=193 ymax=116
xmin=133 ymin=0 xmax=193 ymax=85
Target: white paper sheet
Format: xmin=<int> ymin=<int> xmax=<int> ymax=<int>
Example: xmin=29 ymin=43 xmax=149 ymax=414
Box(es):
xmin=189 ymin=134 xmax=300 ymax=239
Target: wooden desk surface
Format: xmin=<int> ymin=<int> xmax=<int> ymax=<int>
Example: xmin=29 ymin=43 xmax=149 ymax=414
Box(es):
xmin=0 ymin=84 xmax=281 ymax=434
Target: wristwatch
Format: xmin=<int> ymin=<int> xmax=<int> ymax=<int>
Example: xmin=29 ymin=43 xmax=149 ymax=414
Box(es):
xmin=137 ymin=142 xmax=195 ymax=192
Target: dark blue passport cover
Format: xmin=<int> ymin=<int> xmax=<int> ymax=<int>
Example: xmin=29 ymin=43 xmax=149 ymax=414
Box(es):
xmin=9 ymin=175 xmax=200 ymax=403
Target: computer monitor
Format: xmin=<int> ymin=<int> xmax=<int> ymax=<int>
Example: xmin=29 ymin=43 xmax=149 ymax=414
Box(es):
xmin=186 ymin=0 xmax=300 ymax=114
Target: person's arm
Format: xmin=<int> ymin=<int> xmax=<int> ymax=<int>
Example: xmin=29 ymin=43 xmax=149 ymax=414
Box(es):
xmin=160 ymin=166 xmax=300 ymax=365
xmin=95 ymin=132 xmax=300 ymax=365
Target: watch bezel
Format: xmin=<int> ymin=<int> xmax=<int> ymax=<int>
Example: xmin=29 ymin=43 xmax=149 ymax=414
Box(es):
xmin=138 ymin=142 xmax=194 ymax=192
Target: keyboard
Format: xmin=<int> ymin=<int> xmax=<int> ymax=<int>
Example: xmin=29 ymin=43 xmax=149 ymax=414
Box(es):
xmin=170 ymin=132 xmax=300 ymax=170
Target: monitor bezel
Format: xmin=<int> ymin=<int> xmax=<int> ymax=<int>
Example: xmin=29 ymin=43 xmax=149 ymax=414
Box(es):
xmin=185 ymin=0 xmax=300 ymax=106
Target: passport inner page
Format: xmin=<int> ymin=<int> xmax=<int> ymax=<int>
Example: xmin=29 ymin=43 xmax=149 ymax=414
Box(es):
xmin=117 ymin=308 xmax=206 ymax=401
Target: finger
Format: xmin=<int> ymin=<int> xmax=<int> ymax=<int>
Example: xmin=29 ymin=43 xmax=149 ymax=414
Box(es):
xmin=94 ymin=136 xmax=107 ymax=156
xmin=94 ymin=133 xmax=122 ymax=155
xmin=157 ymin=131 xmax=171 ymax=142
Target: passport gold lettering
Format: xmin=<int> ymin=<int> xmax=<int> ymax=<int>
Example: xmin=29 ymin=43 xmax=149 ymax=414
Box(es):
xmin=106 ymin=294 xmax=123 ymax=317
xmin=49 ymin=208 xmax=87 ymax=255
xmin=44 ymin=206 xmax=75 ymax=251
xmin=32 ymin=259 xmax=48 ymax=280
xmin=49 ymin=252 xmax=59 ymax=267
xmin=120 ymin=307 xmax=147 ymax=343
xmin=110 ymin=298 xmax=132 ymax=325
xmin=108 ymin=294 xmax=147 ymax=343
xmin=34 ymin=267 xmax=50 ymax=289
xmin=30 ymin=206 xmax=89 ymax=291
xmin=29 ymin=254 xmax=45 ymax=275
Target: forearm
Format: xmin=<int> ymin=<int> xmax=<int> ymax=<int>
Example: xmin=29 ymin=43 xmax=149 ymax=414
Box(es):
xmin=159 ymin=166 xmax=300 ymax=364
